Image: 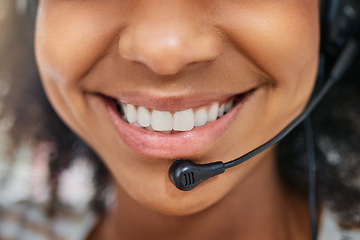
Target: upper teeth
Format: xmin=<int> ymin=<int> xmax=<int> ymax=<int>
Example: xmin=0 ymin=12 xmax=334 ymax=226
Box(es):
xmin=116 ymin=99 xmax=234 ymax=133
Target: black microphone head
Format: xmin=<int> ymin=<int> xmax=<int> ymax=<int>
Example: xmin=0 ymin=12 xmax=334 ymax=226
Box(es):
xmin=168 ymin=159 xmax=225 ymax=191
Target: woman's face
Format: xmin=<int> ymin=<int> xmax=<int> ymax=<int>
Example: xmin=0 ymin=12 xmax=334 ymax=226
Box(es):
xmin=35 ymin=0 xmax=320 ymax=215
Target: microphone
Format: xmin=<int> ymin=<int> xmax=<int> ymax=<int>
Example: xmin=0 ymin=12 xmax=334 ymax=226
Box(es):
xmin=169 ymin=39 xmax=359 ymax=191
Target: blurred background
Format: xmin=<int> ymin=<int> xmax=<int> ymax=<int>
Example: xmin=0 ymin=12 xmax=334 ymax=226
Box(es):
xmin=0 ymin=0 xmax=95 ymax=211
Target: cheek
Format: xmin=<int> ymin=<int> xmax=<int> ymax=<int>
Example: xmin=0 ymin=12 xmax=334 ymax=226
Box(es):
xmin=219 ymin=1 xmax=320 ymax=86
xmin=34 ymin=2 xmax=120 ymax=86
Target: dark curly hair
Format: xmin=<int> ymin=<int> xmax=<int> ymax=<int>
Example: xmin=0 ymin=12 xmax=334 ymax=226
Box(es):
xmin=1 ymin=0 xmax=360 ymax=227
xmin=0 ymin=0 xmax=109 ymax=215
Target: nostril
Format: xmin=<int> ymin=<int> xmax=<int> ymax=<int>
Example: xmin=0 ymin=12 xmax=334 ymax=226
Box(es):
xmin=121 ymin=46 xmax=220 ymax=75
xmin=118 ymin=24 xmax=222 ymax=75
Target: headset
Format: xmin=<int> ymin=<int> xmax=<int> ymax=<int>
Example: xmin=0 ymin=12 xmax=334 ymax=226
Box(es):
xmin=168 ymin=1 xmax=359 ymax=239
xmin=169 ymin=0 xmax=359 ymax=193
xmin=322 ymin=0 xmax=359 ymax=60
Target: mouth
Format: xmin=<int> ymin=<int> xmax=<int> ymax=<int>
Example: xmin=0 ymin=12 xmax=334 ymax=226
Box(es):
xmin=114 ymin=97 xmax=237 ymax=134
xmin=106 ymin=89 xmax=255 ymax=159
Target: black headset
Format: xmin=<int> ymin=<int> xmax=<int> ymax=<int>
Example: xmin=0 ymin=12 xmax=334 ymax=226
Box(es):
xmin=169 ymin=1 xmax=359 ymax=239
xmin=169 ymin=0 xmax=359 ymax=192
xmin=168 ymin=2 xmax=359 ymax=239
xmin=321 ymin=0 xmax=359 ymax=64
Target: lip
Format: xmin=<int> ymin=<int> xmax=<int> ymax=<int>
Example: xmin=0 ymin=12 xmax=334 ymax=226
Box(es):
xmin=106 ymin=91 xmax=254 ymax=159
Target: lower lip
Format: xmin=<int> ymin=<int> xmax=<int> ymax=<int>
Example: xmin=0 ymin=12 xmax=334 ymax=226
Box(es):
xmin=106 ymin=93 xmax=253 ymax=159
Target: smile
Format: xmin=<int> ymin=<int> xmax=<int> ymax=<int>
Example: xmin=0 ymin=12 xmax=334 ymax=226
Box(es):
xmin=106 ymin=89 xmax=255 ymax=159
xmin=114 ymin=98 xmax=235 ymax=133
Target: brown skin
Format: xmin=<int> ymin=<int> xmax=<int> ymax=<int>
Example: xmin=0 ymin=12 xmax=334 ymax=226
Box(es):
xmin=35 ymin=0 xmax=320 ymax=239
xmin=88 ymin=151 xmax=312 ymax=240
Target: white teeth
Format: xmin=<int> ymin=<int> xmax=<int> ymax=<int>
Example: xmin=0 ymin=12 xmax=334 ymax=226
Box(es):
xmin=151 ymin=110 xmax=173 ymax=131
xmin=116 ymin=98 xmax=235 ymax=133
xmin=173 ymin=109 xmax=194 ymax=131
xmin=218 ymin=104 xmax=225 ymax=118
xmin=208 ymin=103 xmax=219 ymax=122
xmin=137 ymin=106 xmax=151 ymax=127
xmin=126 ymin=104 xmax=137 ymax=123
xmin=194 ymin=108 xmax=207 ymax=127
xmin=225 ymin=101 xmax=233 ymax=113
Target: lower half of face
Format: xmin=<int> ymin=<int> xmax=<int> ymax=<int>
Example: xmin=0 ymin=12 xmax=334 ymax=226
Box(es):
xmin=35 ymin=0 xmax=320 ymax=215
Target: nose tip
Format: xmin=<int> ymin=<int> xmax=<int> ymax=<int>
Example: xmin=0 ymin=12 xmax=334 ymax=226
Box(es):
xmin=119 ymin=23 xmax=222 ymax=75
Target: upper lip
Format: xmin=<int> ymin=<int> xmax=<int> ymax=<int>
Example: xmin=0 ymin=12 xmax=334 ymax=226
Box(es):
xmin=109 ymin=89 xmax=255 ymax=112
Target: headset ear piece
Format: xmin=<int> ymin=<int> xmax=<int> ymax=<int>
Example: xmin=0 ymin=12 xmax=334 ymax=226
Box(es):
xmin=321 ymin=0 xmax=360 ymax=58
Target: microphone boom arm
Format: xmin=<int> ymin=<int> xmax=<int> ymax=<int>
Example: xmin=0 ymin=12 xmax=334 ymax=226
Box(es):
xmin=169 ymin=40 xmax=358 ymax=191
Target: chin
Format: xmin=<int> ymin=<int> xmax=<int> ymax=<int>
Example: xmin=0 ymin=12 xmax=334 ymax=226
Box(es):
xmin=115 ymin=172 xmax=233 ymax=217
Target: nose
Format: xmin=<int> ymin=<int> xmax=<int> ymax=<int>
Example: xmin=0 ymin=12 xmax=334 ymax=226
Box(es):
xmin=118 ymin=1 xmax=222 ymax=75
